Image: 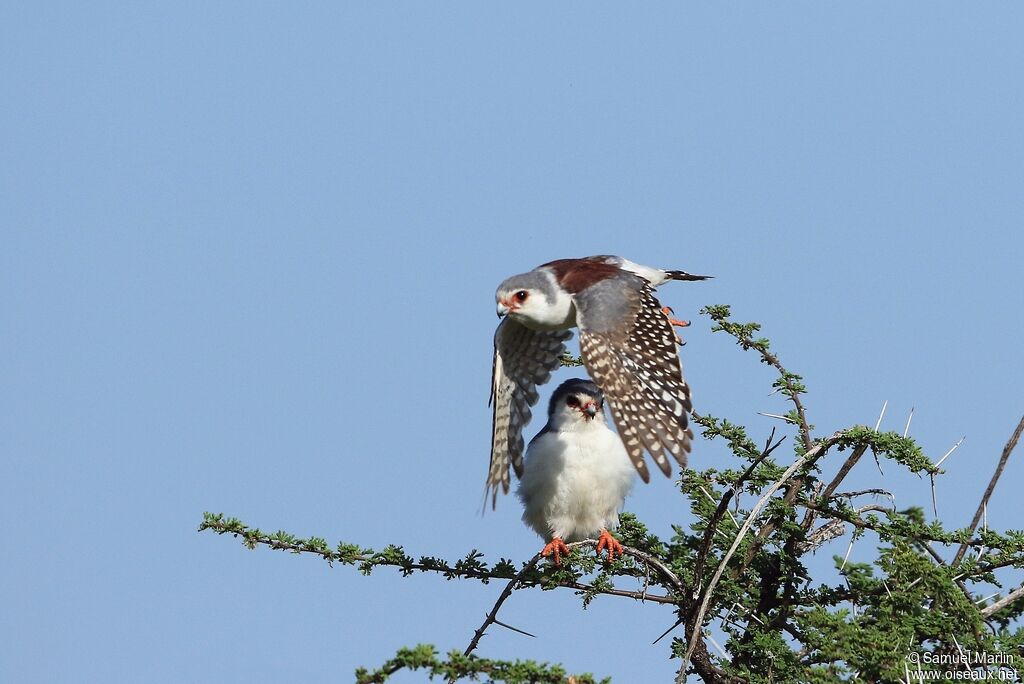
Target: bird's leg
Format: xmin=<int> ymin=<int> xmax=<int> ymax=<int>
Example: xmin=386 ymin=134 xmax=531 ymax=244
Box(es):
xmin=596 ymin=529 xmax=624 ymax=562
xmin=661 ymin=306 xmax=691 ymax=345
xmin=541 ymin=537 xmax=571 ymax=566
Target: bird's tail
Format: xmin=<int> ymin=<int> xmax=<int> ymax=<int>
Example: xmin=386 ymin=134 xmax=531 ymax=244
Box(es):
xmin=664 ymin=270 xmax=713 ymax=282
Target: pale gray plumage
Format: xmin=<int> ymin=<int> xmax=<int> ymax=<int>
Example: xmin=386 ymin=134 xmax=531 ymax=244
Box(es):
xmin=488 ymin=256 xmax=708 ymax=506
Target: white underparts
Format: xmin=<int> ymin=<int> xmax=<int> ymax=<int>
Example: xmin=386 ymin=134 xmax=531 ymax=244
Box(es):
xmin=517 ymin=417 xmax=635 ymax=542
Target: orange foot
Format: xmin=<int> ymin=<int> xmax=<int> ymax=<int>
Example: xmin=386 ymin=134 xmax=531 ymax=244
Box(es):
xmin=541 ymin=537 xmax=571 ymax=566
xmin=661 ymin=306 xmax=691 ymax=345
xmin=596 ymin=529 xmax=624 ymax=562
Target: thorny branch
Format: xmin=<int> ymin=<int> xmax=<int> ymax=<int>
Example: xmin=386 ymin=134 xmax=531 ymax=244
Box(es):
xmin=691 ymin=428 xmax=785 ymax=592
xmin=198 ymin=514 xmax=682 ymax=606
xmin=680 ymin=432 xmax=847 ymax=680
xmin=461 ymin=554 xmax=544 ymax=660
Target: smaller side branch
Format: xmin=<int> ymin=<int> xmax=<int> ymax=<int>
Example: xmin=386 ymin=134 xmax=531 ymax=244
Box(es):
xmin=692 ymin=428 xmax=785 ymax=590
xmin=801 ymin=445 xmax=869 ymax=531
xmin=460 ymin=539 xmax=686 ymax=660
xmin=462 ymin=554 xmax=544 ymax=658
xmin=952 ymin=415 xmax=1024 ymax=566
xmin=980 ymin=584 xmax=1024 ymax=618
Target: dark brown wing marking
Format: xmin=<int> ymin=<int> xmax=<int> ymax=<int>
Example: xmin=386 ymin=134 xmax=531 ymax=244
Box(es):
xmin=576 ymin=278 xmax=693 ymax=480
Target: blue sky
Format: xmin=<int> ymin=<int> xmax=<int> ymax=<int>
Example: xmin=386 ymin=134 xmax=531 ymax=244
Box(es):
xmin=3 ymin=4 xmax=1023 ymax=682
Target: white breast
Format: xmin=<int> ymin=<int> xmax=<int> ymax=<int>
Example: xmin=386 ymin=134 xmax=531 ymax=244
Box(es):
xmin=516 ymin=422 xmax=635 ymax=542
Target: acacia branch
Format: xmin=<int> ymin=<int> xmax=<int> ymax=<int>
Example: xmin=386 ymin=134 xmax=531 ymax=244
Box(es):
xmin=692 ymin=428 xmax=785 ymax=591
xmin=980 ymin=583 xmax=1024 ymax=618
xmin=681 ymin=438 xmax=830 ymax=679
xmin=702 ymin=305 xmax=812 ymax=452
xmin=800 ymin=444 xmax=870 ymax=532
xmin=952 ymin=415 xmax=1024 ymax=566
xmin=199 ymin=514 xmax=684 ymax=609
xmin=462 ymin=554 xmax=543 ymax=658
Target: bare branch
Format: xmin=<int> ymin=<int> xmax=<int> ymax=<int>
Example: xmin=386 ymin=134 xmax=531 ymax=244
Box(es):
xmin=980 ymin=584 xmax=1024 ymax=618
xmin=461 ymin=553 xmax=544 ymax=660
xmin=952 ymin=415 xmax=1024 ymax=565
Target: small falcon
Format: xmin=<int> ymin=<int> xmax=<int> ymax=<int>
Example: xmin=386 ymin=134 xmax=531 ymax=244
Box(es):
xmin=488 ymin=255 xmax=709 ymax=506
xmin=517 ymin=379 xmax=635 ymax=564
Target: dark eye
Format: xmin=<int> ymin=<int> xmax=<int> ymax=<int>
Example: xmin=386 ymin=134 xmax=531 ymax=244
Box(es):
xmin=565 ymin=395 xmax=580 ymax=408
xmin=515 ymin=290 xmax=529 ymax=302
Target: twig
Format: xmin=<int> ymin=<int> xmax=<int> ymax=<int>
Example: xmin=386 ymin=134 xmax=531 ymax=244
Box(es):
xmin=461 ymin=553 xmax=544 ymax=659
xmin=833 ymin=488 xmax=895 ymax=503
xmin=799 ymin=518 xmax=847 ymax=552
xmin=952 ymin=415 xmax=1024 ymax=565
xmin=980 ymin=583 xmax=1024 ymax=618
xmin=802 ymin=444 xmax=870 ymax=531
xmin=199 ymin=517 xmax=681 ymax=606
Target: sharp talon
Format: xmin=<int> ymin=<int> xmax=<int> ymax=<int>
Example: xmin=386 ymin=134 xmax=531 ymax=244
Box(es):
xmin=661 ymin=306 xmax=691 ymax=345
xmin=596 ymin=530 xmax=624 ymax=563
xmin=661 ymin=306 xmax=691 ymax=328
xmin=541 ymin=538 xmax=570 ymax=566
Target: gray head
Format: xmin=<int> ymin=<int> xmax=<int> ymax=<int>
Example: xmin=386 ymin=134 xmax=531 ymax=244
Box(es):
xmin=547 ymin=378 xmax=605 ymax=424
xmin=495 ymin=270 xmax=556 ymax=316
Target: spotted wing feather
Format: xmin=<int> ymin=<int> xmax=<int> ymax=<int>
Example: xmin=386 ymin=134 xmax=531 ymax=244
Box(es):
xmin=576 ymin=275 xmax=694 ymax=480
xmin=488 ymin=318 xmax=572 ymax=508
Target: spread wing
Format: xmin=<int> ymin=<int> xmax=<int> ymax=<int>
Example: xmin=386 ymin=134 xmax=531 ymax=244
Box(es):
xmin=487 ymin=318 xmax=572 ymax=508
xmin=575 ymin=273 xmax=693 ymax=482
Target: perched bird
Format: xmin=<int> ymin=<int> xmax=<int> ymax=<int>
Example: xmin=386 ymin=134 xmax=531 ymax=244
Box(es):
xmin=488 ymin=255 xmax=709 ymax=507
xmin=517 ymin=378 xmax=635 ymax=564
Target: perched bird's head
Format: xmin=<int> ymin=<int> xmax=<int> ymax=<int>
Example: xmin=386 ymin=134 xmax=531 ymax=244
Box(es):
xmin=495 ymin=269 xmax=574 ymax=330
xmin=546 ymin=378 xmax=605 ymax=428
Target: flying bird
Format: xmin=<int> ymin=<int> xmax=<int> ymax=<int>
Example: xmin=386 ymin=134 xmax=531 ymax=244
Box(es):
xmin=488 ymin=255 xmax=709 ymax=507
xmin=517 ymin=378 xmax=635 ymax=564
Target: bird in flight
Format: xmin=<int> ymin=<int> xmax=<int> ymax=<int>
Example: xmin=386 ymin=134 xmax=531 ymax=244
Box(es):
xmin=517 ymin=378 xmax=635 ymax=564
xmin=488 ymin=255 xmax=709 ymax=507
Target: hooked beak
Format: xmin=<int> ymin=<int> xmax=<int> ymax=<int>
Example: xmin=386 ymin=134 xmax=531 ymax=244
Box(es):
xmin=583 ymin=402 xmax=598 ymax=419
xmin=496 ymin=302 xmax=510 ymax=318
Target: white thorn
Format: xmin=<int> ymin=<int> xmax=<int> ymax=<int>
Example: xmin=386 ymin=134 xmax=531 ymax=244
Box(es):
xmin=951 ymin=633 xmax=966 ymax=660
xmin=699 ymin=486 xmax=739 ymax=528
xmin=903 ymin=407 xmax=914 ymax=438
xmin=757 ymin=412 xmax=795 ymax=423
xmin=874 ymin=400 xmax=888 ymax=432
xmin=840 ymin=538 xmax=855 ymax=573
xmin=705 ymin=630 xmax=728 ymax=658
xmin=935 ymin=436 xmax=966 ymax=468
xmin=976 ymin=592 xmax=1000 ymax=605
